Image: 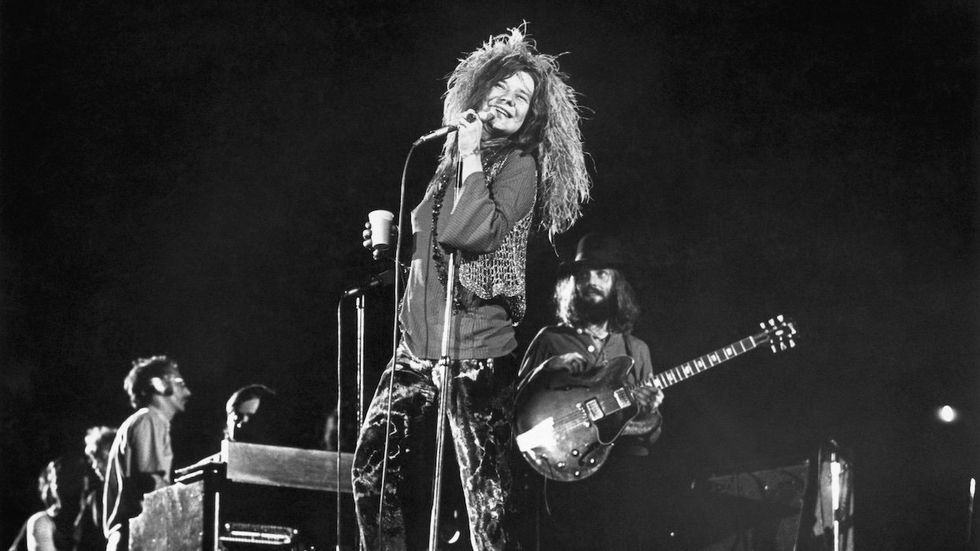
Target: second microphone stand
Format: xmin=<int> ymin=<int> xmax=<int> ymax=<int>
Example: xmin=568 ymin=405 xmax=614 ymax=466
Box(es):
xmin=336 ymin=292 xmax=370 ymax=551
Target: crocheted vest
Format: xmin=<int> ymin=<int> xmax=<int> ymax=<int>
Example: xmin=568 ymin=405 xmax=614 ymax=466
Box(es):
xmin=457 ymin=151 xmax=535 ymax=324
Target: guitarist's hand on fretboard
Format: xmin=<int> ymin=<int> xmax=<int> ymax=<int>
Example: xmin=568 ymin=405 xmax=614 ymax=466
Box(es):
xmin=630 ymin=386 xmax=664 ymax=413
xmin=622 ymin=387 xmax=664 ymax=439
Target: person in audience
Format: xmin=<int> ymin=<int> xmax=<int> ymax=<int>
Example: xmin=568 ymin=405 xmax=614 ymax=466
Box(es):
xmin=22 ymin=457 xmax=88 ymax=551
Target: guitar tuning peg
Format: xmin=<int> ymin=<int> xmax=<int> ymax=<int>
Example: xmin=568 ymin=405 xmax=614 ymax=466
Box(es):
xmin=760 ymin=322 xmax=766 ymax=330
xmin=777 ymin=314 xmax=784 ymax=322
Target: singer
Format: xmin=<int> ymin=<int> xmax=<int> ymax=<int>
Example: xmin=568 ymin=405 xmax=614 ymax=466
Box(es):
xmin=352 ymin=26 xmax=590 ymax=550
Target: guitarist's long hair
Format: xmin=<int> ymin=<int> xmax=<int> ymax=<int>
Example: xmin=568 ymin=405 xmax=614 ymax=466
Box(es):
xmin=554 ymin=268 xmax=640 ymax=333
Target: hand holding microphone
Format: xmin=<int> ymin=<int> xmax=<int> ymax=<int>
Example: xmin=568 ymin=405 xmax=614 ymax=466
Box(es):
xmin=412 ymin=109 xmax=495 ymax=146
xmin=455 ymin=109 xmax=488 ymax=158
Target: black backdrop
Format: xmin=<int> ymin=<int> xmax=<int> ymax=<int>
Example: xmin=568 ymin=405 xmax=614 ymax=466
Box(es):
xmin=1 ymin=1 xmax=975 ymax=549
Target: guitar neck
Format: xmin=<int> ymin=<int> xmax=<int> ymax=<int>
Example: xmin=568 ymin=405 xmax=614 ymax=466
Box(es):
xmin=648 ymin=330 xmax=771 ymax=390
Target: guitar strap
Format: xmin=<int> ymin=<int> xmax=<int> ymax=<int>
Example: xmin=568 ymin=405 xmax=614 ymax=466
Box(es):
xmin=622 ymin=331 xmax=633 ymax=359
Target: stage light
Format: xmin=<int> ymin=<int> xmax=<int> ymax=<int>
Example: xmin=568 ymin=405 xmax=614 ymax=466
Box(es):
xmin=937 ymin=405 xmax=958 ymax=423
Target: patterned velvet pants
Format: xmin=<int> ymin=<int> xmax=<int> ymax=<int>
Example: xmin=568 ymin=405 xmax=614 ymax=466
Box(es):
xmin=352 ymin=343 xmax=521 ymax=551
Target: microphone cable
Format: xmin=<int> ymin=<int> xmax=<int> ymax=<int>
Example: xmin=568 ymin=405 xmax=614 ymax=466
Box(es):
xmin=375 ymin=139 xmax=418 ymax=549
xmin=335 ymin=297 xmax=344 ymax=550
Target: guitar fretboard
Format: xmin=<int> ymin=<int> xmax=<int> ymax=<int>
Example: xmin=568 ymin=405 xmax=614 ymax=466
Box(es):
xmin=648 ymin=331 xmax=769 ymax=390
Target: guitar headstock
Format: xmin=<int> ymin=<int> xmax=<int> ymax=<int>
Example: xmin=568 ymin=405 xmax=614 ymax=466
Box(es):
xmin=760 ymin=314 xmax=798 ymax=353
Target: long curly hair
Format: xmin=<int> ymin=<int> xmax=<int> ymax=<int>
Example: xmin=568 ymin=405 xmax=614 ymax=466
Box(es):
xmin=437 ymin=25 xmax=591 ymax=240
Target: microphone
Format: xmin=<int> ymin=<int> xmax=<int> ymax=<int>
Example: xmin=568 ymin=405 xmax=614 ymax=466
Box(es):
xmin=343 ymin=269 xmax=395 ymax=297
xmin=412 ymin=111 xmax=496 ymax=146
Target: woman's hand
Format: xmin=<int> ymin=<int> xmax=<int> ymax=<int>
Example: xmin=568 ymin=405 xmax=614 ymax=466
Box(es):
xmin=456 ymin=109 xmax=484 ymax=158
xmin=362 ymin=221 xmax=398 ymax=260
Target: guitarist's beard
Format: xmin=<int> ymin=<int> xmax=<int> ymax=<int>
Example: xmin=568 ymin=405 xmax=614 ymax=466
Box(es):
xmin=573 ymin=290 xmax=614 ymax=326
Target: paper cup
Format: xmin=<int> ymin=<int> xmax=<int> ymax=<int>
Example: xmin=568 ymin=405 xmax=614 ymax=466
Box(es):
xmin=368 ymin=210 xmax=395 ymax=250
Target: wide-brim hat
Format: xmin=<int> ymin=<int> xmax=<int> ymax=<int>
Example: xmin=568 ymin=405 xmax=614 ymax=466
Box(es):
xmin=558 ymin=232 xmax=629 ymax=275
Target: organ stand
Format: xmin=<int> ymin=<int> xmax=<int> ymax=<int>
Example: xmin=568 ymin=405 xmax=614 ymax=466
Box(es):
xmin=129 ymin=440 xmax=355 ymax=551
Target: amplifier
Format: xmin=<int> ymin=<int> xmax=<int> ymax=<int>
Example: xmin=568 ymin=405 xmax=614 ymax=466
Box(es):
xmin=219 ymin=523 xmax=299 ymax=547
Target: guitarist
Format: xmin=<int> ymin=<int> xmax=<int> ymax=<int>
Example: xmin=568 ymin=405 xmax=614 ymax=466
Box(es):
xmin=518 ymin=233 xmax=665 ymax=550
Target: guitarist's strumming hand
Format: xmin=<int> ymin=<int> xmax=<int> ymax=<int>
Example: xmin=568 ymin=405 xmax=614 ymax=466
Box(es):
xmin=544 ymin=352 xmax=591 ymax=374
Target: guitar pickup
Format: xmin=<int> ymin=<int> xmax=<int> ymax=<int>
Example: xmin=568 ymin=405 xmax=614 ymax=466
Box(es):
xmin=613 ymin=388 xmax=632 ymax=409
xmin=583 ymin=398 xmax=604 ymax=421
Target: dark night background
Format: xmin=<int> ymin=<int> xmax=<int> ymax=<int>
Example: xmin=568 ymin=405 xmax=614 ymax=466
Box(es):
xmin=1 ymin=1 xmax=976 ymax=549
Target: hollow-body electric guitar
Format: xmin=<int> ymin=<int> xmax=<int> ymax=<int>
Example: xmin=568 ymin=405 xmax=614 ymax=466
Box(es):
xmin=514 ymin=315 xmax=798 ymax=481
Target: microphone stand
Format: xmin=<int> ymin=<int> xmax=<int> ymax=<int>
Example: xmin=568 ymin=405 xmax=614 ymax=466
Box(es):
xmin=968 ymin=477 xmax=976 ymax=551
xmin=356 ymin=294 xmax=366 ymax=449
xmin=336 ymin=293 xmax=368 ymax=551
xmin=426 ymin=154 xmax=465 ymax=551
xmin=830 ymin=451 xmax=841 ymax=551
xmin=355 ymin=294 xmax=366 ymax=551
xmin=335 ymin=298 xmax=345 ymax=551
